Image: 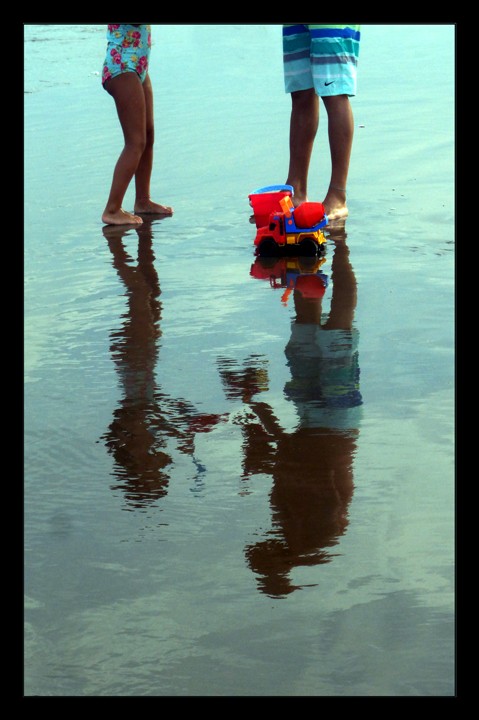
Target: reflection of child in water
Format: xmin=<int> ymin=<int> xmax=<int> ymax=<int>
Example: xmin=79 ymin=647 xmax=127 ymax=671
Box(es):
xmin=284 ymin=259 xmax=362 ymax=432
xmin=102 ymin=220 xmax=225 ymax=509
xmin=219 ymin=226 xmax=362 ymax=597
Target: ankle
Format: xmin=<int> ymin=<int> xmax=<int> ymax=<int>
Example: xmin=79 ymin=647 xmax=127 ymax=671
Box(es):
xmin=329 ymin=184 xmax=346 ymax=195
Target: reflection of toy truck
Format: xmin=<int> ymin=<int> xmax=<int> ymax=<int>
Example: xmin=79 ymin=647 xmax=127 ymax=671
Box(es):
xmin=249 ymin=188 xmax=328 ymax=257
xmin=250 ymin=255 xmax=328 ymax=306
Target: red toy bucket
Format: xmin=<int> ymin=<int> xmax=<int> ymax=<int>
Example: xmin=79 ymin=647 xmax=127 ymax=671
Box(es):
xmin=248 ymin=184 xmax=293 ymax=228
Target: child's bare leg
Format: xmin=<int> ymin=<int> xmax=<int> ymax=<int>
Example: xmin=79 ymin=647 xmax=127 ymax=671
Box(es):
xmin=286 ymin=88 xmax=319 ymax=206
xmin=133 ymin=75 xmax=173 ymax=216
xmin=102 ymin=73 xmax=147 ymax=225
xmin=322 ymin=95 xmax=354 ymax=221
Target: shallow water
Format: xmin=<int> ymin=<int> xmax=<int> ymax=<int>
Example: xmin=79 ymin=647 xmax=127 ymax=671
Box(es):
xmin=24 ymin=24 xmax=455 ymax=696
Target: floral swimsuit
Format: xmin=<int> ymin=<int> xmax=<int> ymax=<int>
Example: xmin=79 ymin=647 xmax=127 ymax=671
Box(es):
xmin=102 ymin=24 xmax=151 ymax=86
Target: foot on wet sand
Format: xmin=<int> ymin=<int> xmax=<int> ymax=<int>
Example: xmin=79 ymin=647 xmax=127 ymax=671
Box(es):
xmin=102 ymin=208 xmax=143 ymax=226
xmin=323 ymin=186 xmax=348 ymax=222
xmin=134 ymin=197 xmax=173 ymax=215
xmin=291 ymin=192 xmax=308 ymax=208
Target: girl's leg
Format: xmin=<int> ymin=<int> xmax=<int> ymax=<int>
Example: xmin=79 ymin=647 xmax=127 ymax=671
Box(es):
xmin=134 ymin=74 xmax=173 ymax=215
xmin=102 ymin=72 xmax=147 ymax=225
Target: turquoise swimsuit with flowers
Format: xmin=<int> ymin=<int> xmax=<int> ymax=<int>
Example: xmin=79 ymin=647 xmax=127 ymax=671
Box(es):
xmin=102 ymin=24 xmax=151 ymax=86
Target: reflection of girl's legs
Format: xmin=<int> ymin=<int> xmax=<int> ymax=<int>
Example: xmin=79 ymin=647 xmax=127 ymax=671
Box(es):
xmin=102 ymin=72 xmax=148 ymax=226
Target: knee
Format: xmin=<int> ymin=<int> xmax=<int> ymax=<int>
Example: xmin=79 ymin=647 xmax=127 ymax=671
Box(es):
xmin=322 ymin=95 xmax=350 ymax=113
xmin=291 ymin=87 xmax=317 ymax=111
xmin=126 ymin=133 xmax=147 ymax=159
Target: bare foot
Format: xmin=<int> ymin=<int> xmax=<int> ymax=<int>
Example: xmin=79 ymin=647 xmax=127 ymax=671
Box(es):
xmin=323 ymin=187 xmax=348 ymax=221
xmin=134 ymin=197 xmax=173 ymax=215
xmin=285 ymin=179 xmax=307 ymax=207
xmin=292 ymin=192 xmax=308 ymax=207
xmin=324 ymin=204 xmax=349 ymax=222
xmin=102 ymin=208 xmax=143 ymax=226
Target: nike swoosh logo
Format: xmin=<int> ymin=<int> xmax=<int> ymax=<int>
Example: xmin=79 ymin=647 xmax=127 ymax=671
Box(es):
xmin=325 ymin=81 xmax=335 ymax=86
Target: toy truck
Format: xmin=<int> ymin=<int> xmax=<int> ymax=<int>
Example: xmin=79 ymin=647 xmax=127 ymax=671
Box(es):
xmin=248 ymin=186 xmax=328 ymax=257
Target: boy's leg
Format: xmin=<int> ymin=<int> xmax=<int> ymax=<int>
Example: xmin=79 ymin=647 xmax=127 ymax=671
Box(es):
xmin=322 ymin=94 xmax=354 ymax=221
xmin=286 ymin=88 xmax=319 ymax=206
xmin=282 ymin=24 xmax=317 ymax=205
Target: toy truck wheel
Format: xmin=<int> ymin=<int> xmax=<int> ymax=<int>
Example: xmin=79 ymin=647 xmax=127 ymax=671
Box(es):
xmin=298 ymin=237 xmax=318 ymax=257
xmin=257 ymin=238 xmax=281 ymax=257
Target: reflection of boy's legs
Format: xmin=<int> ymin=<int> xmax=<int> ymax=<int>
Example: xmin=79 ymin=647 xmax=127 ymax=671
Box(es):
xmin=323 ymin=229 xmax=357 ymax=332
xmin=244 ymin=227 xmax=360 ymax=596
xmin=245 ymin=427 xmax=357 ymax=597
xmin=272 ymin=429 xmax=356 ymax=551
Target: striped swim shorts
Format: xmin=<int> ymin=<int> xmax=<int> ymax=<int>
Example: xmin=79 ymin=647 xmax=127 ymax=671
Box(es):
xmin=282 ymin=24 xmax=361 ymax=97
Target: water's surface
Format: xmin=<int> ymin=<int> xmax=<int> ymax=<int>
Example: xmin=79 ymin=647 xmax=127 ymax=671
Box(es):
xmin=24 ymin=24 xmax=455 ymax=696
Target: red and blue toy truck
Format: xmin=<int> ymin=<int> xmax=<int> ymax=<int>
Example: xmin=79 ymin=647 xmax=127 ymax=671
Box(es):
xmin=248 ymin=184 xmax=328 ymax=257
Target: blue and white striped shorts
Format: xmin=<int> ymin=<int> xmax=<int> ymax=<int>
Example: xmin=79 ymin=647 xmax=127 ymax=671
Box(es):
xmin=283 ymin=24 xmax=361 ymax=97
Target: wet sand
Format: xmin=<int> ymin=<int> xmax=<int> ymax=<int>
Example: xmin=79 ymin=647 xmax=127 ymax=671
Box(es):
xmin=24 ymin=25 xmax=455 ymax=696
